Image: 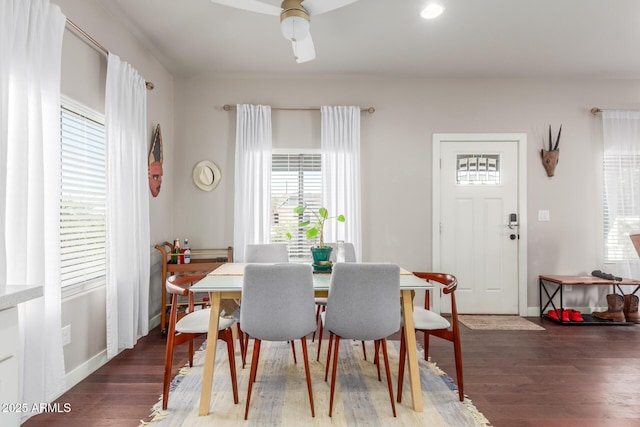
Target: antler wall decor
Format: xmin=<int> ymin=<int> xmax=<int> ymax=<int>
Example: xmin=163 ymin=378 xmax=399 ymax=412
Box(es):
xmin=541 ymin=125 xmax=562 ymax=177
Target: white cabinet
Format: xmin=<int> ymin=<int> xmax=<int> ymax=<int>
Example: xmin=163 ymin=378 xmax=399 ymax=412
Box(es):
xmin=0 ymin=306 xmax=20 ymax=427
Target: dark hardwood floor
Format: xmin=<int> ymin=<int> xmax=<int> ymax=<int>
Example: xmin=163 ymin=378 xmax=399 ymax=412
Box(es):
xmin=23 ymin=318 xmax=640 ymax=427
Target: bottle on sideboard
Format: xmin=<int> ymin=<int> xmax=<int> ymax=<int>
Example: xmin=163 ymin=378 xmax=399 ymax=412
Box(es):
xmin=183 ymin=239 xmax=191 ymax=264
xmin=173 ymin=238 xmax=181 ymax=264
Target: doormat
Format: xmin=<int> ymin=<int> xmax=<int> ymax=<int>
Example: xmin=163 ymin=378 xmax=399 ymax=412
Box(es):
xmin=458 ymin=315 xmax=545 ymax=331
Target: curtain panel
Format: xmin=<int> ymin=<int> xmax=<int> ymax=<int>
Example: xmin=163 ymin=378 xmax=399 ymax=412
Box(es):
xmin=0 ymin=0 xmax=67 ymax=420
xmin=321 ymin=106 xmax=362 ymax=261
xmin=233 ymin=104 xmax=272 ymax=262
xmin=603 ymin=110 xmax=640 ymax=282
xmin=105 ymin=53 xmax=150 ymax=358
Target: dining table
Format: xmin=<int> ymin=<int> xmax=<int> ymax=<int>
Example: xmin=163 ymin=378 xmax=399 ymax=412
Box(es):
xmin=190 ymin=262 xmax=434 ymax=416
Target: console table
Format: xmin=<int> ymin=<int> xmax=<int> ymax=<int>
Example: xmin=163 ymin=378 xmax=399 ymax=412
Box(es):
xmin=539 ymin=275 xmax=640 ymax=325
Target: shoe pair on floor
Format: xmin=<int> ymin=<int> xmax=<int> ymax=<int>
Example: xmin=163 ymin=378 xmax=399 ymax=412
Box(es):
xmin=547 ymin=308 xmax=583 ymax=322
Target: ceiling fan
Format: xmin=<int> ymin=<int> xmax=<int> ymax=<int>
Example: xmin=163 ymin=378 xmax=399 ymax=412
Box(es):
xmin=210 ymin=0 xmax=359 ymax=63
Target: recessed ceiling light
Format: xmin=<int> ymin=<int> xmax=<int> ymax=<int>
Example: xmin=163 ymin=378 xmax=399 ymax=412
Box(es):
xmin=421 ymin=2 xmax=445 ymax=19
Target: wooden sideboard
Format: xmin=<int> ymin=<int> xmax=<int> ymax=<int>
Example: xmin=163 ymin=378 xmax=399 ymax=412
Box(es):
xmin=154 ymin=243 xmax=232 ymax=334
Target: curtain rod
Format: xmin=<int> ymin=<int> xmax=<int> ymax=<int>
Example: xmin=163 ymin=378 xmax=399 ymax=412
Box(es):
xmin=590 ymin=107 xmax=640 ymax=115
xmin=223 ymin=104 xmax=375 ymax=114
xmin=65 ymin=18 xmax=155 ymax=91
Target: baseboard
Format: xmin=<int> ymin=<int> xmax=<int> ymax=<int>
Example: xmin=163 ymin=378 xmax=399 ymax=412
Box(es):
xmin=149 ymin=312 xmax=161 ymax=330
xmin=64 ymin=349 xmax=108 ymax=392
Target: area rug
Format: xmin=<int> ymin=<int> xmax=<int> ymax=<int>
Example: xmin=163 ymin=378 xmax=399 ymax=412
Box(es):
xmin=141 ymin=340 xmax=491 ymax=427
xmin=458 ymin=315 xmax=545 ymax=331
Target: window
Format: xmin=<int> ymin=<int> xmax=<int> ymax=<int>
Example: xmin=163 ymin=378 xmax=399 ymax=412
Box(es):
xmin=60 ymin=100 xmax=107 ymax=288
xmin=270 ymin=151 xmax=321 ymax=260
xmin=603 ymin=153 xmax=640 ymax=262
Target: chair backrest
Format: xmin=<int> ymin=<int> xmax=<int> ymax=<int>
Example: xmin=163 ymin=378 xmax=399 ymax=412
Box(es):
xmin=244 ymin=244 xmax=289 ymax=263
xmin=325 ymin=263 xmax=400 ymax=341
xmin=413 ymin=272 xmax=459 ymax=327
xmin=326 ymin=242 xmax=357 ymax=262
xmin=241 ymin=263 xmax=316 ymax=341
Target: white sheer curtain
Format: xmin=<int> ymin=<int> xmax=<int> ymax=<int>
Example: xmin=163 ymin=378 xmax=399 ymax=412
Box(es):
xmin=105 ymin=54 xmax=150 ymax=358
xmin=0 ymin=0 xmax=66 ymax=419
xmin=603 ymin=110 xmax=640 ymax=281
xmin=233 ymin=104 xmax=272 ymax=262
xmin=321 ymin=106 xmax=362 ymax=261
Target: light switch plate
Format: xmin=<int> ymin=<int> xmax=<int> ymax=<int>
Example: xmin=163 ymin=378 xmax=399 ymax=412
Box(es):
xmin=538 ymin=210 xmax=550 ymax=221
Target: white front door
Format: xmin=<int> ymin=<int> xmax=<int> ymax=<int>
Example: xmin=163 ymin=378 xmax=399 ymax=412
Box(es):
xmin=433 ymin=134 xmax=527 ymax=314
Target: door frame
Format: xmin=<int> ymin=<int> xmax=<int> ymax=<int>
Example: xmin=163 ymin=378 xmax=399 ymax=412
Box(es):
xmin=432 ymin=133 xmax=528 ymax=316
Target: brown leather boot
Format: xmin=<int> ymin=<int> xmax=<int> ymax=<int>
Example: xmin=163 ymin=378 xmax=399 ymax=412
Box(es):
xmin=592 ymin=293 xmax=625 ymax=322
xmin=623 ymin=294 xmax=640 ymax=323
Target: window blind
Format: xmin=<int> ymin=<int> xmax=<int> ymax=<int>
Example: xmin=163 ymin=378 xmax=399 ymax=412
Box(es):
xmin=60 ymin=105 xmax=107 ymax=288
xmin=271 ymin=152 xmax=321 ymax=260
xmin=603 ymin=154 xmax=640 ymax=261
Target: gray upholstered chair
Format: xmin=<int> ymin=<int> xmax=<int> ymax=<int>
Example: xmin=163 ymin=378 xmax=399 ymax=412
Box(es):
xmin=323 ymin=263 xmax=400 ymax=417
xmin=397 ymin=272 xmax=464 ymax=402
xmin=238 ymin=243 xmax=291 ymax=367
xmin=244 ymin=243 xmax=289 ymax=263
xmin=241 ymin=263 xmax=317 ymax=419
xmin=313 ymin=242 xmax=356 ymax=356
xmin=162 ymin=274 xmax=238 ymax=410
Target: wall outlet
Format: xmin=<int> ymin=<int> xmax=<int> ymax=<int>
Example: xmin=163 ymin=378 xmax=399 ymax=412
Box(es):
xmin=62 ymin=325 xmax=71 ymax=346
xmin=565 ymin=285 xmax=573 ymax=292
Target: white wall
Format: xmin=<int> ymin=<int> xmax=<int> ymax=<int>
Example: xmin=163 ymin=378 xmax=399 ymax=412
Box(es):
xmin=55 ymin=0 xmax=174 ymax=377
xmin=174 ymin=75 xmax=640 ymax=311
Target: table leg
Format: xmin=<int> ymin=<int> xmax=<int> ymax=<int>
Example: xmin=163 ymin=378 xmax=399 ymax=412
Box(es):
xmin=198 ymin=291 xmax=221 ymax=416
xmin=401 ymin=289 xmax=423 ymax=412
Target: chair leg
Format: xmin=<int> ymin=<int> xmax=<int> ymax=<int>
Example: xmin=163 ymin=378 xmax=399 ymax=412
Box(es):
xmin=244 ymin=338 xmax=262 ymax=420
xmin=380 ymin=338 xmax=397 ymax=417
xmin=453 ymin=331 xmax=464 ymax=402
xmin=162 ymin=329 xmax=176 ymax=410
xmin=237 ymin=324 xmax=246 ymax=366
xmin=242 ymin=333 xmax=250 ymax=369
xmin=188 ymin=337 xmax=194 ymax=367
xmin=300 ymin=337 xmax=315 ymax=417
xmin=316 ymin=317 xmax=324 ymax=361
xmin=329 ymin=335 xmax=341 ymax=417
xmin=424 ymin=331 xmax=431 ymax=361
xmin=324 ymin=332 xmax=334 ymax=382
xmin=291 ymin=340 xmax=297 ymax=364
xmin=397 ymin=326 xmax=406 ymax=403
xmin=162 ymin=295 xmax=179 ymax=410
xmin=221 ymin=329 xmax=239 ymax=404
xmin=375 ymin=340 xmax=381 ymax=381
xmin=312 ymin=304 xmax=321 ymax=342
xmin=362 ymin=340 xmax=367 ymax=361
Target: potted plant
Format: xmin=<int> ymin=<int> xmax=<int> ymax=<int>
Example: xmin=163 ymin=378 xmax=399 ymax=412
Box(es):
xmin=287 ymin=205 xmax=345 ymax=267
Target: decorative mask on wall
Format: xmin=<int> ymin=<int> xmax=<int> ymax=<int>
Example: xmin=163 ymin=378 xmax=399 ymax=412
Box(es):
xmin=541 ymin=124 xmax=561 ymax=177
xmin=148 ymin=124 xmax=163 ymax=197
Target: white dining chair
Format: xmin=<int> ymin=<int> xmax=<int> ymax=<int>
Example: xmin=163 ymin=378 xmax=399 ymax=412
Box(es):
xmin=162 ymin=274 xmax=238 ymax=410
xmin=323 ymin=263 xmax=401 ymax=417
xmin=397 ymin=272 xmax=464 ymax=402
xmin=241 ymin=263 xmax=317 ymax=419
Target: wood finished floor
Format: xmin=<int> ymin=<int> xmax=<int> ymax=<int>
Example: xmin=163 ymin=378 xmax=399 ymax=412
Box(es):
xmin=23 ymin=317 xmax=640 ymax=427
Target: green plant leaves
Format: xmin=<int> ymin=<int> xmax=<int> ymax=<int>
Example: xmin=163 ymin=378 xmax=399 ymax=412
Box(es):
xmin=337 ymin=215 xmax=345 ymax=222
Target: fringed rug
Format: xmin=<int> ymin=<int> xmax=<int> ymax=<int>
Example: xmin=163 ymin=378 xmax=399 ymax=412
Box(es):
xmin=458 ymin=315 xmax=545 ymax=331
xmin=141 ymin=340 xmax=491 ymax=426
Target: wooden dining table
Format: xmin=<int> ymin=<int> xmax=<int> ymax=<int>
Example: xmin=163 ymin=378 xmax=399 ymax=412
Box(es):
xmin=190 ymin=263 xmax=433 ymax=416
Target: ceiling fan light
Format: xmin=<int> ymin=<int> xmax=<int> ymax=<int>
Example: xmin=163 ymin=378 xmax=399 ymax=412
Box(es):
xmin=421 ymin=3 xmax=444 ymax=19
xmin=280 ymin=15 xmax=310 ymax=41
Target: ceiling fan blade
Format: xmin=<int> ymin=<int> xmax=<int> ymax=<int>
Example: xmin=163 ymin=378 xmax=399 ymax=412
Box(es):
xmin=302 ymin=0 xmax=359 ymax=16
xmin=210 ymin=0 xmax=280 ymax=16
xmin=293 ymin=34 xmax=315 ymax=63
